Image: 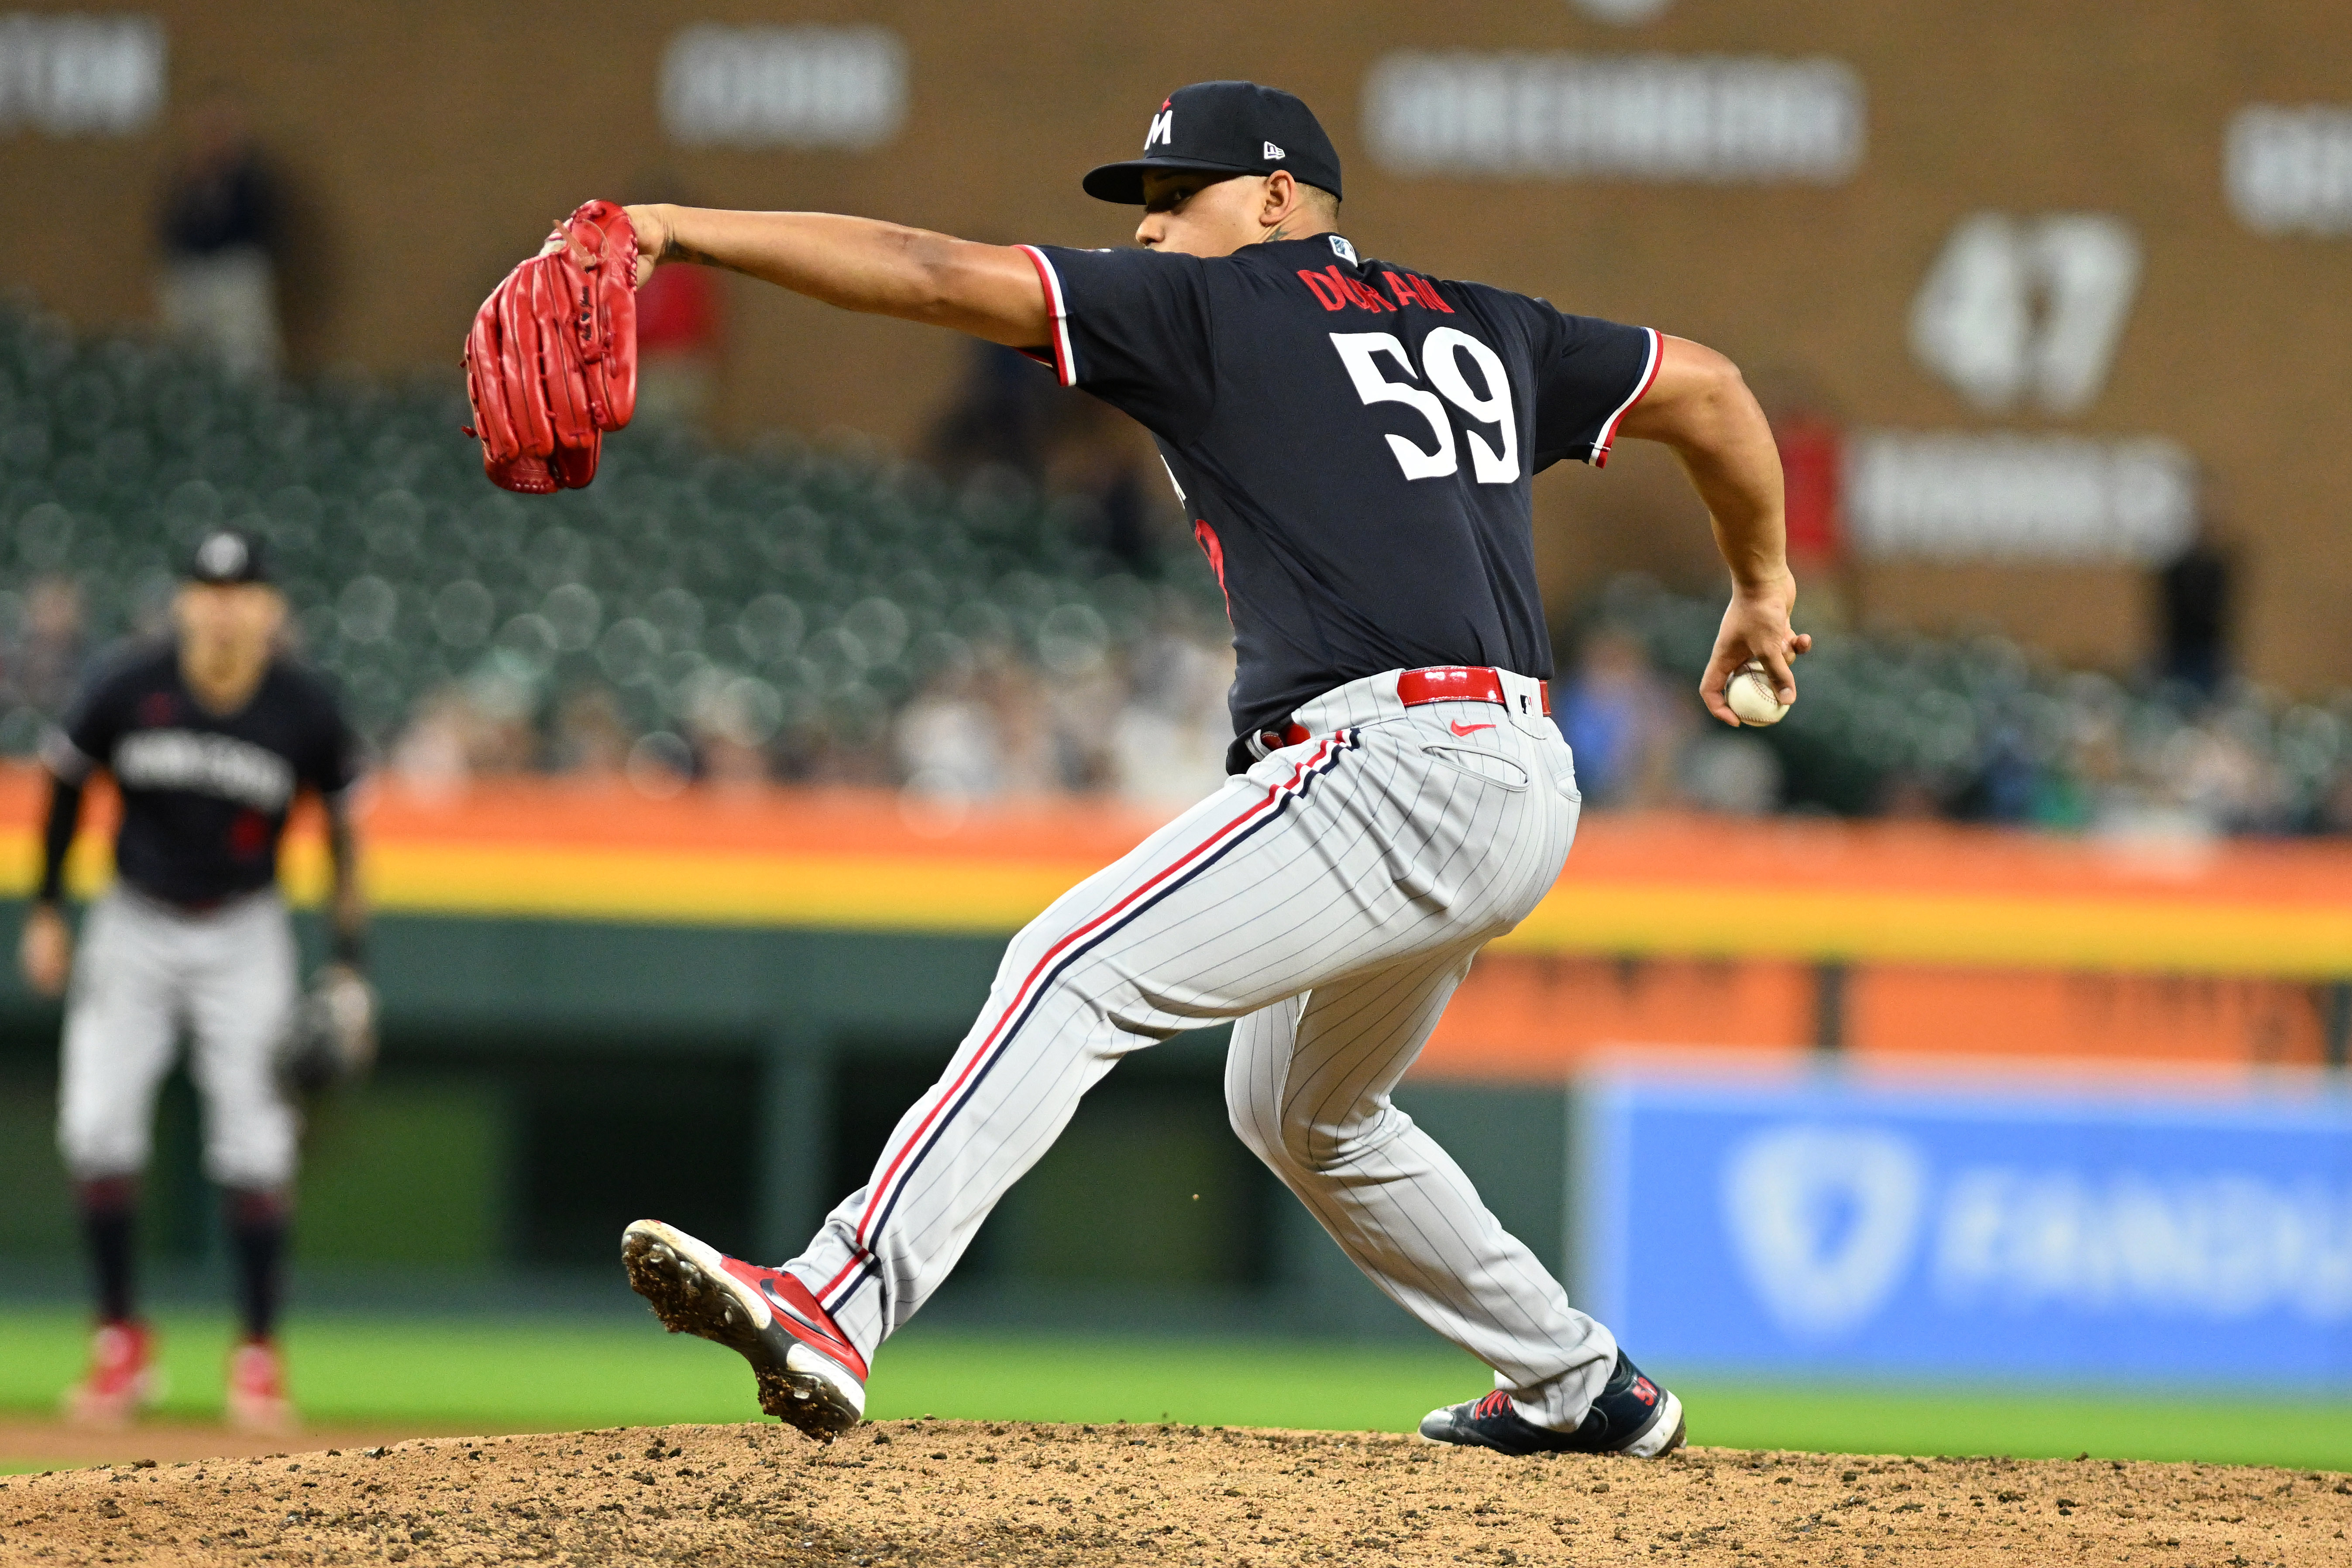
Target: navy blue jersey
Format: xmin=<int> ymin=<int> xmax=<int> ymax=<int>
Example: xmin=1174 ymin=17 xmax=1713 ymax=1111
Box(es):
xmin=1020 ymin=234 xmax=1657 ymax=740
xmin=44 ymin=643 xmax=360 ymax=907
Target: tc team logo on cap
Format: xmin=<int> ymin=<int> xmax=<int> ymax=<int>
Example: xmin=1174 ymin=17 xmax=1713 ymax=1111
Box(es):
xmin=196 ymin=532 xmax=248 ymax=579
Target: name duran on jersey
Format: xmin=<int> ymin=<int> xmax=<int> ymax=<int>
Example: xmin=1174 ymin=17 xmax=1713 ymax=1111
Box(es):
xmin=1015 ymin=234 xmax=1659 ymax=744
xmin=45 ymin=643 xmax=359 ymax=908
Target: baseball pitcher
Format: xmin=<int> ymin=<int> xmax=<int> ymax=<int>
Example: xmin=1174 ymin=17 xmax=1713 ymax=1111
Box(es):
xmin=21 ymin=529 xmax=371 ymax=1433
xmin=477 ymin=81 xmax=1805 ymax=1457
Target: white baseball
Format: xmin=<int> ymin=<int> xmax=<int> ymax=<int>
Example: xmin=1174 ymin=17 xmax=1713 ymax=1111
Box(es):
xmin=1726 ymin=661 xmax=1789 ymax=726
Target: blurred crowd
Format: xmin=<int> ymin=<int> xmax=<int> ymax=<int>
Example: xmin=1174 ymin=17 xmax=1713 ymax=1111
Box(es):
xmin=8 ymin=291 xmax=2352 ymax=838
xmin=0 ymin=295 xmax=1239 ymax=816
xmin=1560 ymin=575 xmax=2352 ymax=839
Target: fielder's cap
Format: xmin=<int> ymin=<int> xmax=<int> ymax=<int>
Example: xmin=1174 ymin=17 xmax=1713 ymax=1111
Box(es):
xmin=1083 ymin=81 xmax=1342 ymax=205
xmin=187 ymin=528 xmax=268 ymax=585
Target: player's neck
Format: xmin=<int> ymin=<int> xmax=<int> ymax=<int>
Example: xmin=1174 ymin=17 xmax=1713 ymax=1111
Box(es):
xmin=180 ymin=644 xmax=271 ymax=716
xmin=1251 ymin=222 xmax=1335 ymax=249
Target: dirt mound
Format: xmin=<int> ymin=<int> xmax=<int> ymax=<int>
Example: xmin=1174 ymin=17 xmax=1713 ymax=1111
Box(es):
xmin=4 ymin=1417 xmax=2348 ymax=1566
xmin=0 ymin=1419 xmax=481 ymax=1476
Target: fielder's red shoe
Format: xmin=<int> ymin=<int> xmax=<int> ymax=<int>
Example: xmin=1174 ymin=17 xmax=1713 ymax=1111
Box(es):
xmin=621 ymin=1218 xmax=867 ymax=1441
xmin=225 ymin=1339 xmax=296 ymax=1435
xmin=61 ymin=1319 xmax=160 ymax=1427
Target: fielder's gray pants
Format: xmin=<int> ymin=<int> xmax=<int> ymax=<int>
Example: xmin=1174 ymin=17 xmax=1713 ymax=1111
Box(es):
xmin=787 ymin=668 xmax=1619 ymax=1427
xmin=57 ymin=887 xmax=301 ymax=1191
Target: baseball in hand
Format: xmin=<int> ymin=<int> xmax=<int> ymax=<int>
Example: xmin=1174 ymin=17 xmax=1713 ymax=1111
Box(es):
xmin=1726 ymin=661 xmax=1790 ymax=726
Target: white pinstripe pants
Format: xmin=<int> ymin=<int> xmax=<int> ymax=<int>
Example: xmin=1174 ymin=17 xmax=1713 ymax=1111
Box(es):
xmin=788 ymin=668 xmax=1618 ymax=1426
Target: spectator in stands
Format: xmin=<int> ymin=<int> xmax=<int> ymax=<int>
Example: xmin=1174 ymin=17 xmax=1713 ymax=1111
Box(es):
xmin=1557 ymin=628 xmax=1688 ymax=808
xmin=549 ymin=684 xmax=634 ymax=780
xmin=156 ymin=92 xmax=284 ymax=381
xmin=388 ymin=674 xmax=538 ymax=794
xmin=2156 ymin=475 xmax=2237 ymax=700
xmin=980 ymin=658 xmax=1060 ymax=796
xmin=2 ymin=574 xmax=88 ymax=720
xmin=925 ymin=340 xmax=1057 ymax=480
xmin=896 ymin=666 xmax=1003 ymax=798
xmin=686 ymin=679 xmax=775 ymax=791
xmin=389 ymin=687 xmax=475 ymax=800
xmin=1109 ymin=624 xmax=1234 ymax=808
xmin=2157 ymin=522 xmax=2235 ymax=700
xmin=1043 ymin=397 xmax=1168 ymax=575
xmin=2168 ymin=712 xmax=2283 ymax=836
xmin=2323 ymin=767 xmax=2352 ymax=837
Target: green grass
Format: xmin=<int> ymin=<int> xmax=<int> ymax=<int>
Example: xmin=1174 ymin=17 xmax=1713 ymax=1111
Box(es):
xmin=5 ymin=1307 xmax=2350 ymax=1472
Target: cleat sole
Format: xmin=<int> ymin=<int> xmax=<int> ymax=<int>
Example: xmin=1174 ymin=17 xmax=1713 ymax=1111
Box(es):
xmin=622 ymin=1221 xmax=860 ymax=1442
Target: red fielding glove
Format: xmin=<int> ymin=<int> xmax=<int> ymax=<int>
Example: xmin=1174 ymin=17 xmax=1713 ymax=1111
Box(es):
xmin=463 ymin=200 xmax=640 ymax=494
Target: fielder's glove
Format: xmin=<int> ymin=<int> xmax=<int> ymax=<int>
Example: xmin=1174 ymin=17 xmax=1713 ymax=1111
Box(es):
xmin=463 ymin=199 xmax=640 ymax=494
xmin=277 ymin=963 xmax=379 ymax=1097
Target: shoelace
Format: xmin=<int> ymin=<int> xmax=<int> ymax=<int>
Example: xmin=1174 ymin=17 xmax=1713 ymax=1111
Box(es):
xmin=1471 ymin=1390 xmax=1516 ymax=1420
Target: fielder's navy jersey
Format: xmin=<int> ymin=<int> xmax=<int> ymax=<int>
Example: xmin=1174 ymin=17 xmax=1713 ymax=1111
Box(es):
xmin=1020 ymin=234 xmax=1658 ymax=739
xmin=44 ymin=643 xmax=360 ymax=907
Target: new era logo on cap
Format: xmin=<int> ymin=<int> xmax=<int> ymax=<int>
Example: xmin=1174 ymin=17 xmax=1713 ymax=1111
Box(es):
xmin=1264 ymin=141 xmax=1285 ymax=159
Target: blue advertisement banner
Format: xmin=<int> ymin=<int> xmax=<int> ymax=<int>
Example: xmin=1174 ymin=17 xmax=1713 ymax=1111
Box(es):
xmin=1578 ymin=1072 xmax=2352 ymax=1384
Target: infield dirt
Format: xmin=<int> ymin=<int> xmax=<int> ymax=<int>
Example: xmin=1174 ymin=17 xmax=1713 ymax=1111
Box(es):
xmin=4 ymin=1417 xmax=2348 ymax=1567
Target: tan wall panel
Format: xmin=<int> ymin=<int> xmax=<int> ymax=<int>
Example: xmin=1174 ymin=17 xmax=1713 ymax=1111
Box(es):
xmin=5 ymin=1 xmax=2348 ymax=687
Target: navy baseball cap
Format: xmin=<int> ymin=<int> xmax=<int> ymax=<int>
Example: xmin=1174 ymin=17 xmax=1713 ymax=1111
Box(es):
xmin=187 ymin=528 xmax=269 ymax=585
xmin=1083 ymin=81 xmax=1342 ymax=204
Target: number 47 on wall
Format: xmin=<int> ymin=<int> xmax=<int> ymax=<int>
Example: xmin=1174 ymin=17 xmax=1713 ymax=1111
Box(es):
xmin=1908 ymin=213 xmax=2142 ymax=416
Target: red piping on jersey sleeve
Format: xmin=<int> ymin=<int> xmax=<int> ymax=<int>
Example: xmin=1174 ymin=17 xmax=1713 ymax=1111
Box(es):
xmin=1591 ymin=326 xmax=1663 ymax=470
xmin=1016 ymin=245 xmax=1077 ymax=388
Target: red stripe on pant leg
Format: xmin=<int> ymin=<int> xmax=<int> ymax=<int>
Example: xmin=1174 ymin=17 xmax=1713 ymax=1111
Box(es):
xmin=815 ymin=1254 xmax=864 ymax=1300
xmin=846 ymin=738 xmax=1341 ymax=1249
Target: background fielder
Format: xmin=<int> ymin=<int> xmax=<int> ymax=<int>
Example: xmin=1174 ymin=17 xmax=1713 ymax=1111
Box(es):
xmin=564 ymin=80 xmax=1806 ymax=1456
xmin=19 ymin=528 xmax=370 ymax=1433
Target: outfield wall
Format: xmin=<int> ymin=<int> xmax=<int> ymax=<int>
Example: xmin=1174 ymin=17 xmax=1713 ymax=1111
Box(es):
xmin=2 ymin=767 xmax=2346 ymax=1338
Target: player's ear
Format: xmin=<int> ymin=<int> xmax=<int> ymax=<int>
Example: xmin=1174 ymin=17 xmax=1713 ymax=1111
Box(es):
xmin=1261 ymin=170 xmax=1296 ymax=228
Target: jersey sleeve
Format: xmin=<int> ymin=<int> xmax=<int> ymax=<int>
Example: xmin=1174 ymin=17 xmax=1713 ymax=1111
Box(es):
xmin=1019 ymin=245 xmax=1217 ymax=439
xmin=41 ymin=660 xmax=130 ymax=783
xmin=300 ymin=676 xmax=363 ymax=799
xmin=1525 ymin=309 xmax=1661 ymax=471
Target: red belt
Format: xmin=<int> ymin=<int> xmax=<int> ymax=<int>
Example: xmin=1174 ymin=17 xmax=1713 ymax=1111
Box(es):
xmin=1262 ymin=666 xmax=1551 ymax=749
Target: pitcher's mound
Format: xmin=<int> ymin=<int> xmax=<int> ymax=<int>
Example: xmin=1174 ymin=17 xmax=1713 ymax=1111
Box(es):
xmin=7 ymin=1417 xmax=2348 ymax=1565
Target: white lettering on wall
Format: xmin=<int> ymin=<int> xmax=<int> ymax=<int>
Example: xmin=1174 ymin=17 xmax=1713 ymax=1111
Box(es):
xmin=1719 ymin=1124 xmax=2352 ymax=1339
xmin=2227 ymin=106 xmax=2352 ymax=236
xmin=1569 ymin=0 xmax=1675 ymax=24
xmin=1844 ymin=431 xmax=2195 ymax=565
xmin=1909 ymin=213 xmax=2141 ymax=415
xmin=1934 ymin=1166 xmax=2352 ymax=1322
xmin=0 ymin=12 xmax=164 ymax=137
xmin=660 ymin=24 xmax=906 ymax=151
xmin=1364 ymin=52 xmax=1863 ymax=183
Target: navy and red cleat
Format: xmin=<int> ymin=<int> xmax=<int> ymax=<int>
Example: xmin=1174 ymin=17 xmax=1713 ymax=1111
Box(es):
xmin=621 ymin=1219 xmax=867 ymax=1441
xmin=1418 ymin=1350 xmax=1685 ymax=1458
